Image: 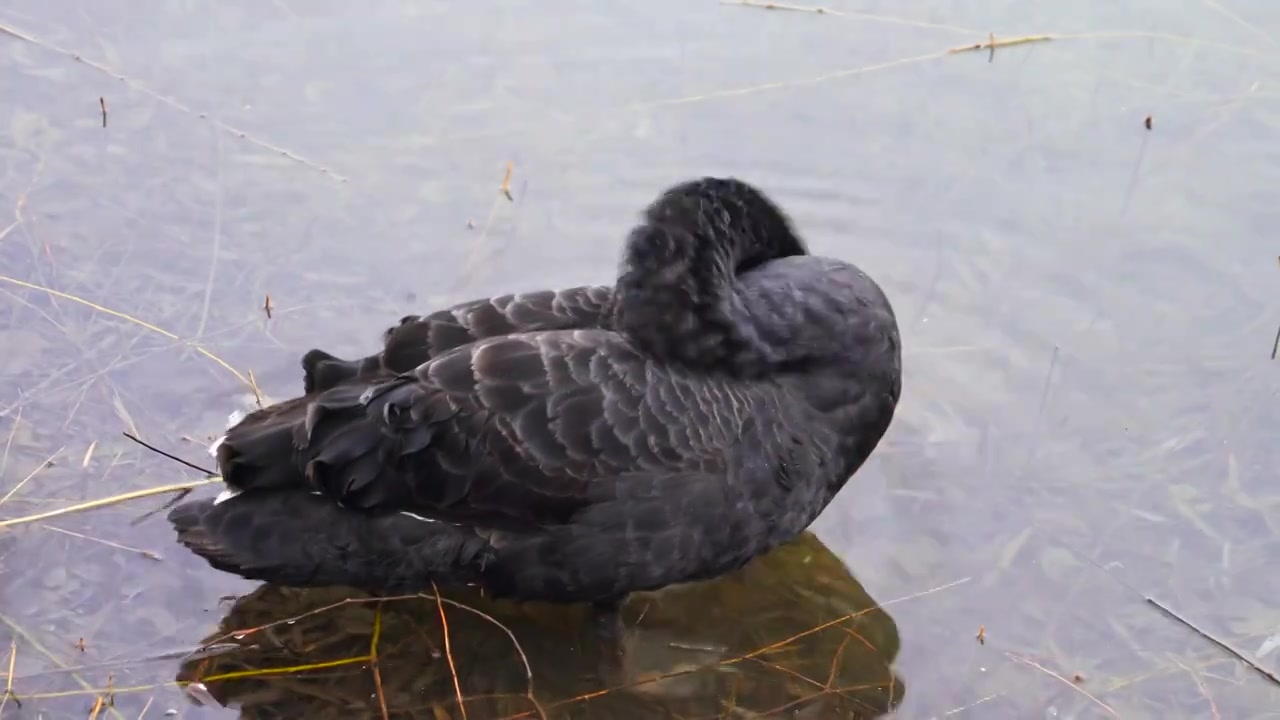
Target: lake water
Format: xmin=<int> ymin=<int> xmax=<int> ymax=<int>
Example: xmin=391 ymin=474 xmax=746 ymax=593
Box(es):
xmin=1 ymin=1 xmax=1278 ymax=718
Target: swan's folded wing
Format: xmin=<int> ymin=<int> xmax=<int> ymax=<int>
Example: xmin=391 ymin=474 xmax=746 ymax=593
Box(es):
xmin=381 ymin=285 xmax=615 ymax=372
xmin=298 ymin=329 xmax=750 ymax=527
xmin=303 ymin=285 xmax=615 ymax=395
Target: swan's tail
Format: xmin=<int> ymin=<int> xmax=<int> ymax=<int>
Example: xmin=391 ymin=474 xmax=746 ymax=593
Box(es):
xmin=205 ymin=389 xmax=316 ymax=500
xmin=180 ymin=364 xmax=494 ymax=591
xmin=167 ymin=491 xmax=495 ymax=592
xmin=204 ymin=347 xmax=385 ymax=502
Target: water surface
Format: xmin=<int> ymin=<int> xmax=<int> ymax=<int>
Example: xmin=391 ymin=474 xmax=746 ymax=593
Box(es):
xmin=1 ymin=1 xmax=1278 ymax=717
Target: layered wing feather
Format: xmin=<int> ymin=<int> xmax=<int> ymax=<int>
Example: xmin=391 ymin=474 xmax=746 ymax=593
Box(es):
xmin=220 ymin=328 xmax=820 ymax=532
xmin=302 ymin=285 xmax=614 ymax=394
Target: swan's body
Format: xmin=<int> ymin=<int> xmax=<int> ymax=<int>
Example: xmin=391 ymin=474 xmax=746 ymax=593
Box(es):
xmin=168 ymin=177 xmax=901 ymax=608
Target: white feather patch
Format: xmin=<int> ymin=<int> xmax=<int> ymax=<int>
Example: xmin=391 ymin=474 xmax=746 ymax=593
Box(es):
xmin=399 ymin=511 xmax=438 ymax=523
xmin=213 ymin=488 xmax=240 ymax=505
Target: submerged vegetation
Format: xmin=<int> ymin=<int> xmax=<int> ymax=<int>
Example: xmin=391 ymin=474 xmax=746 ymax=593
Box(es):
xmin=3 ymin=0 xmax=1280 ymax=717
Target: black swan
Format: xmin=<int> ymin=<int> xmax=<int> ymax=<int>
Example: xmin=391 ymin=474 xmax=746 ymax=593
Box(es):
xmin=168 ymin=177 xmax=902 ymax=619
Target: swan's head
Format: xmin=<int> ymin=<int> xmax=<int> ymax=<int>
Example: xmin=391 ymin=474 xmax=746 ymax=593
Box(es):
xmin=642 ymin=177 xmax=809 ymax=272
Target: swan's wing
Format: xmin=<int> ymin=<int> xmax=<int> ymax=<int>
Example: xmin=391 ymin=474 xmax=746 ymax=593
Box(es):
xmin=302 ymin=285 xmax=614 ymax=393
xmin=386 ymin=285 xmax=615 ymax=369
xmin=296 ymin=329 xmax=791 ymax=528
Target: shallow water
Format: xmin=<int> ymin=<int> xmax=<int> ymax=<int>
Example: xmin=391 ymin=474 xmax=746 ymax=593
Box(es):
xmin=1 ymin=1 xmax=1278 ymax=717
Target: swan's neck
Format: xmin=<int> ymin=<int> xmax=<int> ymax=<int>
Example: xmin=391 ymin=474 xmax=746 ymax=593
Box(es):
xmin=613 ymin=223 xmax=764 ymax=376
xmin=611 ymin=177 xmax=808 ymax=377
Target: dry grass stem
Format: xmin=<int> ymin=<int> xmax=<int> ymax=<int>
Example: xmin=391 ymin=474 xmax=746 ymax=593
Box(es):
xmin=0 ymin=615 xmax=124 ymax=719
xmin=497 ymin=576 xmax=968 ymax=719
xmin=371 ymin=603 xmax=391 ymax=720
xmin=500 ymin=162 xmax=515 ymax=201
xmin=40 ymin=524 xmax=162 ymax=561
xmin=630 ymin=50 xmax=953 ymax=111
xmin=0 ymin=21 xmax=346 ymax=180
xmin=721 ymin=0 xmax=839 ymax=15
xmin=247 ymin=370 xmax=264 ymax=409
xmin=0 ymin=445 xmax=64 ymax=506
xmin=948 ymin=34 xmax=1054 ymax=53
xmin=0 ymin=478 xmax=222 ymax=528
xmin=1145 ymin=597 xmax=1280 ymax=687
xmin=431 ymin=596 xmax=545 ymax=718
xmin=7 ymin=570 xmax=915 ymax=714
xmin=1005 ymin=652 xmax=1119 ymax=718
xmin=720 ymin=0 xmax=983 ymax=32
xmin=0 ymin=408 xmax=21 ymax=480
xmin=938 ymin=693 xmax=1003 ymax=716
xmin=453 ymin=162 xmax=520 ymax=293
xmin=1 ymin=639 xmax=18 ymax=711
xmin=0 ymin=274 xmax=255 ymax=391
xmin=81 ymin=441 xmax=97 ymax=468
xmin=1172 ymin=656 xmax=1221 ymax=720
xmin=432 ymin=584 xmax=468 ymax=720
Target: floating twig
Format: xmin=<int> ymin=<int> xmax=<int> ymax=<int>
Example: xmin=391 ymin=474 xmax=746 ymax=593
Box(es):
xmin=1171 ymin=655 xmax=1221 ymax=720
xmin=0 ymin=408 xmax=20 ymax=482
xmin=247 ymin=370 xmax=264 ymax=409
xmin=1121 ymin=112 xmax=1153 ymax=215
xmin=938 ymin=693 xmax=1002 ymax=716
xmin=99 ymin=97 xmax=107 ymax=128
xmin=1037 ymin=345 xmax=1059 ymax=416
xmin=121 ymin=432 xmax=215 ymax=476
xmin=0 ymin=445 xmax=64 ymax=506
xmin=0 ymin=478 xmax=221 ymax=528
xmin=1146 ymin=597 xmax=1279 ymax=687
xmin=40 ymin=524 xmax=162 ymax=561
xmin=371 ymin=604 xmax=390 ymax=720
xmin=81 ymin=440 xmax=97 ymax=468
xmin=0 ymin=615 xmax=124 ymax=719
xmin=263 ymin=294 xmax=273 ymax=319
xmin=427 ymin=593 xmax=547 ymax=719
xmin=1271 ymin=260 xmax=1280 ymax=359
xmin=1 ymin=639 xmax=19 ymax=710
xmin=500 ymin=162 xmax=515 ymax=201
xmin=948 ymin=34 xmax=1054 ymax=53
xmin=1005 ymin=652 xmax=1119 ymax=718
xmin=0 ymin=21 xmax=346 ymax=181
xmin=0 ymin=274 xmax=254 ymax=391
xmin=720 ymin=0 xmax=839 ymax=14
xmin=496 ymin=576 xmax=969 ymax=720
xmin=454 ymin=163 xmax=522 ymax=293
xmin=432 ymin=583 xmax=468 ymax=720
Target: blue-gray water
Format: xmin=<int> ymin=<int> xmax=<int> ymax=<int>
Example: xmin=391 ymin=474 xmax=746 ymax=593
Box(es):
xmin=1 ymin=1 xmax=1278 ymax=718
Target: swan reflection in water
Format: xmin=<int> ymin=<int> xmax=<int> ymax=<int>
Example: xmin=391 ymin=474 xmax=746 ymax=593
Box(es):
xmin=176 ymin=532 xmax=903 ymax=719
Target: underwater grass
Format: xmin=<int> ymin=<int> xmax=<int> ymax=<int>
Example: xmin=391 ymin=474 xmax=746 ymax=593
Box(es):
xmin=2 ymin=2 xmax=1280 ymax=717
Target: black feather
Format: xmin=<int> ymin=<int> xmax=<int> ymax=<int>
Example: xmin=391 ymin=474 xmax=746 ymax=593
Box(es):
xmin=169 ymin=176 xmax=902 ymax=606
